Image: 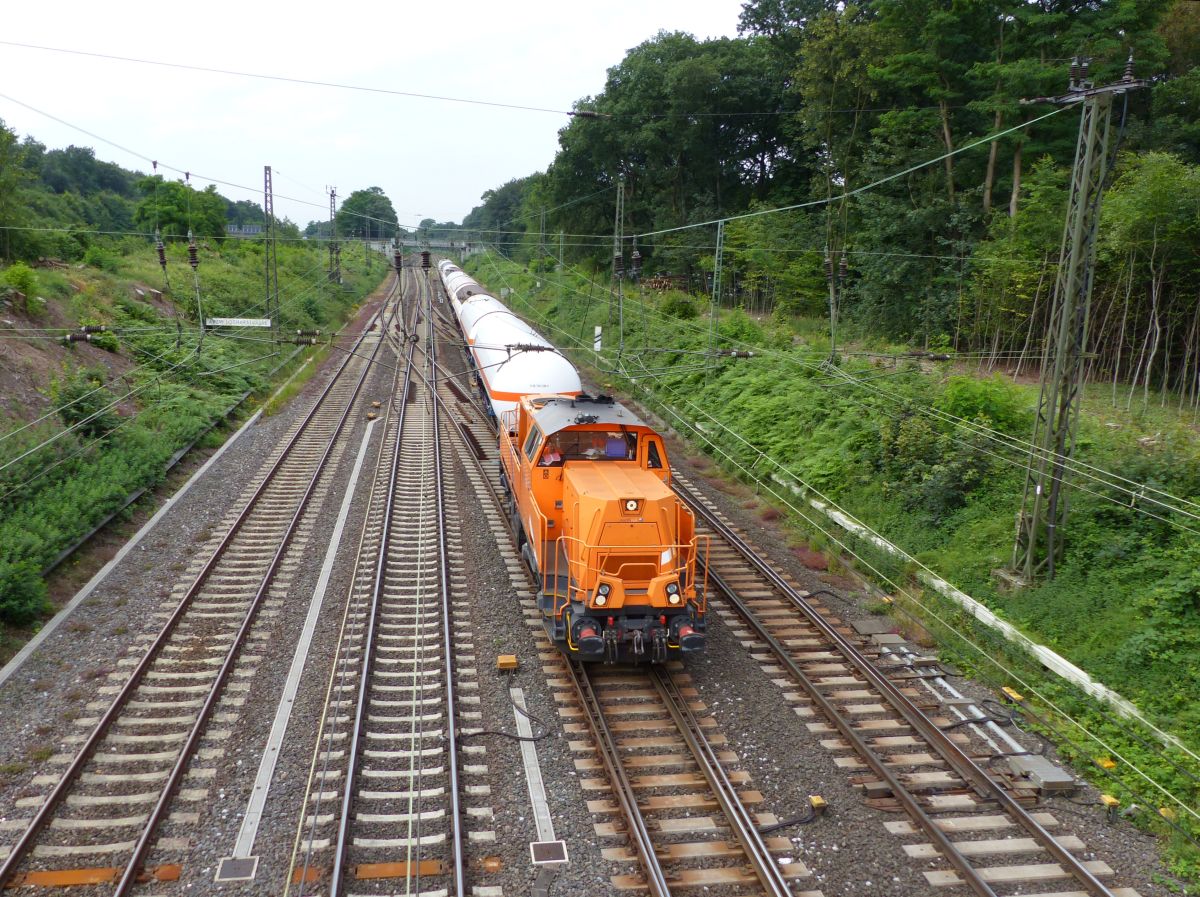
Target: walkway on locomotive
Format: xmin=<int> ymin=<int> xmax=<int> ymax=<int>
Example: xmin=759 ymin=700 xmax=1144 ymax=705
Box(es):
xmin=501 ymin=395 xmax=703 ymax=614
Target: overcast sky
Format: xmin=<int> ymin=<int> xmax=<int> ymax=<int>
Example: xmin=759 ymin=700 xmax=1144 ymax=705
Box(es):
xmin=0 ymin=1 xmax=746 ymax=231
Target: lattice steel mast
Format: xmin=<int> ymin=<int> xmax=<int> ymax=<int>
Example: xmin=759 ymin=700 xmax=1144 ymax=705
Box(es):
xmin=1012 ymin=56 xmax=1146 ymax=581
xmin=263 ymin=166 xmax=279 ymax=339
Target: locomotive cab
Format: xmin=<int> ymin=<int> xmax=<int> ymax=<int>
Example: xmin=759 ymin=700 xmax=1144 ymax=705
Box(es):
xmin=499 ymin=393 xmax=707 ymax=662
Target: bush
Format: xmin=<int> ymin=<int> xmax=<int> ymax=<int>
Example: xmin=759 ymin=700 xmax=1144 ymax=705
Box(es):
xmin=88 ymin=330 xmax=120 ymax=352
xmin=83 ymin=245 xmax=120 ymax=273
xmin=661 ymin=291 xmax=698 ymax=319
xmin=0 ymin=559 xmax=50 ymax=625
xmin=2 ymin=262 xmax=37 ymax=297
xmin=936 ymin=374 xmax=1027 ymax=434
xmin=50 ymin=368 xmax=120 ymax=440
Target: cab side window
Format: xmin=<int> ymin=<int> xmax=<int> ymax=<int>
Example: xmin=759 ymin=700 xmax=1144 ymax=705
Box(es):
xmin=647 ymin=439 xmax=664 ymax=469
xmin=523 ymin=426 xmax=542 ymax=462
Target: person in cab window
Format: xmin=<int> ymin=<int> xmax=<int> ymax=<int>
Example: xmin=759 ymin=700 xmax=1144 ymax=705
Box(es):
xmin=540 ymin=445 xmax=563 ymax=466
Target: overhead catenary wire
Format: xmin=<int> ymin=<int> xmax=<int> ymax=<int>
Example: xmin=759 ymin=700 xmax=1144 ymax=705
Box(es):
xmin=0 ymin=344 xmax=279 ymax=505
xmin=0 ymin=40 xmax=580 ymax=116
xmin=1 ymin=249 xmax=342 ymax=451
xmin=0 ymin=247 xmax=341 ymax=469
xmin=629 ymin=363 xmax=1200 ymax=825
xmin=0 ymin=92 xmax=405 ymax=236
xmin=0 ymin=343 xmax=205 ymax=476
xmin=1 ymin=40 xmax=972 ymax=122
xmin=472 ymin=256 xmax=1200 ymax=817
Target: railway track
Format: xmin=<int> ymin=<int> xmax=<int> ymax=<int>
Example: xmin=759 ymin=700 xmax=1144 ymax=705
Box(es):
xmin=566 ymin=661 xmax=817 ymax=897
xmin=0 ymin=275 xmax=402 ymax=893
xmin=426 ymin=297 xmax=822 ymax=897
xmin=672 ymin=474 xmax=1140 ymax=897
xmin=286 ymin=265 xmax=488 ymax=897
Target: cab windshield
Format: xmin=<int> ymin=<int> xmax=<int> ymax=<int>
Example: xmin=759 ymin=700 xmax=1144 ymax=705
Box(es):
xmin=538 ymin=429 xmax=637 ymax=466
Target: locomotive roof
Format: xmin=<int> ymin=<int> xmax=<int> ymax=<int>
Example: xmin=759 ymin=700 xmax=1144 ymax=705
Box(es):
xmin=528 ymin=394 xmax=649 ymax=436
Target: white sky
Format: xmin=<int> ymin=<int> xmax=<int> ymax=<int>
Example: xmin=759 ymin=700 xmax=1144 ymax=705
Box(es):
xmin=0 ymin=1 xmax=746 ymax=231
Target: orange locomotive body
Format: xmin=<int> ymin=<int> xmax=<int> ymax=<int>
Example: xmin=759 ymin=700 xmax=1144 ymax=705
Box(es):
xmin=499 ymin=392 xmax=707 ymax=661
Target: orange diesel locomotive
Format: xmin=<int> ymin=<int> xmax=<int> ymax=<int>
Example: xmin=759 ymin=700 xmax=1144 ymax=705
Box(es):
xmin=498 ymin=393 xmax=707 ymax=662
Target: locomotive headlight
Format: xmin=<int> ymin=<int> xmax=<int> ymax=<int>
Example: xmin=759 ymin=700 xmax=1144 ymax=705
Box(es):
xmin=624 ymin=499 xmax=639 ymax=512
xmin=595 ymin=583 xmax=612 ymax=605
xmin=666 ymin=581 xmax=681 ymax=605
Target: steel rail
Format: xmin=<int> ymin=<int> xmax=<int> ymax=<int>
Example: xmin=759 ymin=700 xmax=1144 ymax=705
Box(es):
xmin=566 ymin=661 xmax=673 ymax=897
xmin=288 ymin=287 xmax=408 ymax=895
xmin=0 ymin=272 xmax=400 ymax=893
xmin=112 ymin=277 xmax=403 ymax=897
xmin=696 ymin=558 xmax=998 ymax=897
xmin=650 ymin=666 xmax=793 ymax=897
xmin=427 ymin=267 xmax=467 ymax=897
xmin=328 ymin=271 xmax=420 ymax=894
xmin=673 ymin=478 xmax=1117 ymax=897
xmin=427 ymin=273 xmax=672 ymax=897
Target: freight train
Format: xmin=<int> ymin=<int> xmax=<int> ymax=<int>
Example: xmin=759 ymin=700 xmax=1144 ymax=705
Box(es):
xmin=437 ymin=259 xmax=707 ymax=661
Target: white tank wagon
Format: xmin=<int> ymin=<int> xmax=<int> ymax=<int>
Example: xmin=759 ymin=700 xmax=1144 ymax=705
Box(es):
xmin=460 ymin=296 xmax=538 ymax=346
xmin=438 ymin=260 xmax=581 ymax=418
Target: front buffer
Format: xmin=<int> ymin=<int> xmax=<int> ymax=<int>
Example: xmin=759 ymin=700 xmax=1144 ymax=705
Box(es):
xmin=541 ymin=594 xmax=706 ymax=663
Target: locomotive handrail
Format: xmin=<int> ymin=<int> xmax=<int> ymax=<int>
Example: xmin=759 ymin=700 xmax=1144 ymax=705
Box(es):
xmin=545 ymin=531 xmax=703 ymax=615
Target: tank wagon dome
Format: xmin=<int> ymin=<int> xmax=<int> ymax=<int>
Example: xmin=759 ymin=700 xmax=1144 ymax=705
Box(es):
xmin=471 ymin=320 xmax=581 ymax=416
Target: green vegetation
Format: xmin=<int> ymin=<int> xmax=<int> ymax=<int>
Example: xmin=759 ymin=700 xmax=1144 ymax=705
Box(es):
xmin=459 ymin=0 xmax=1200 ymax=401
xmin=335 ymin=187 xmax=399 ymax=240
xmin=0 ymin=122 xmax=391 ymax=647
xmin=469 ymin=250 xmax=1200 ymax=882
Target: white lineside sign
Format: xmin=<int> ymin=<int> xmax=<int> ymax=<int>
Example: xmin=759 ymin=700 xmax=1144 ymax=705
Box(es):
xmin=594 ymin=325 xmax=602 ymax=352
xmin=206 ymin=317 xmax=272 ymax=328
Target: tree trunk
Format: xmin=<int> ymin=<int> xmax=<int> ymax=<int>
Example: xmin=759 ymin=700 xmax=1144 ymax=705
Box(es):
xmin=1008 ymin=139 xmax=1024 ymax=217
xmin=1015 ymin=253 xmax=1049 ymax=378
xmin=939 ymin=99 xmax=955 ymax=201
xmin=1177 ymin=300 xmax=1199 ymax=411
xmin=1112 ymin=253 xmax=1133 ymax=406
xmin=983 ymin=109 xmax=1002 ymax=216
xmin=1133 ymin=242 xmax=1163 ymax=410
xmin=1087 ymin=283 xmax=1116 ymax=384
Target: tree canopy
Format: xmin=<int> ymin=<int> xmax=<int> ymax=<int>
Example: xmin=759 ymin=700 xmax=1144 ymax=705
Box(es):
xmin=335 ymin=186 xmax=398 ymax=240
xmin=457 ymin=0 xmax=1197 ymax=385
